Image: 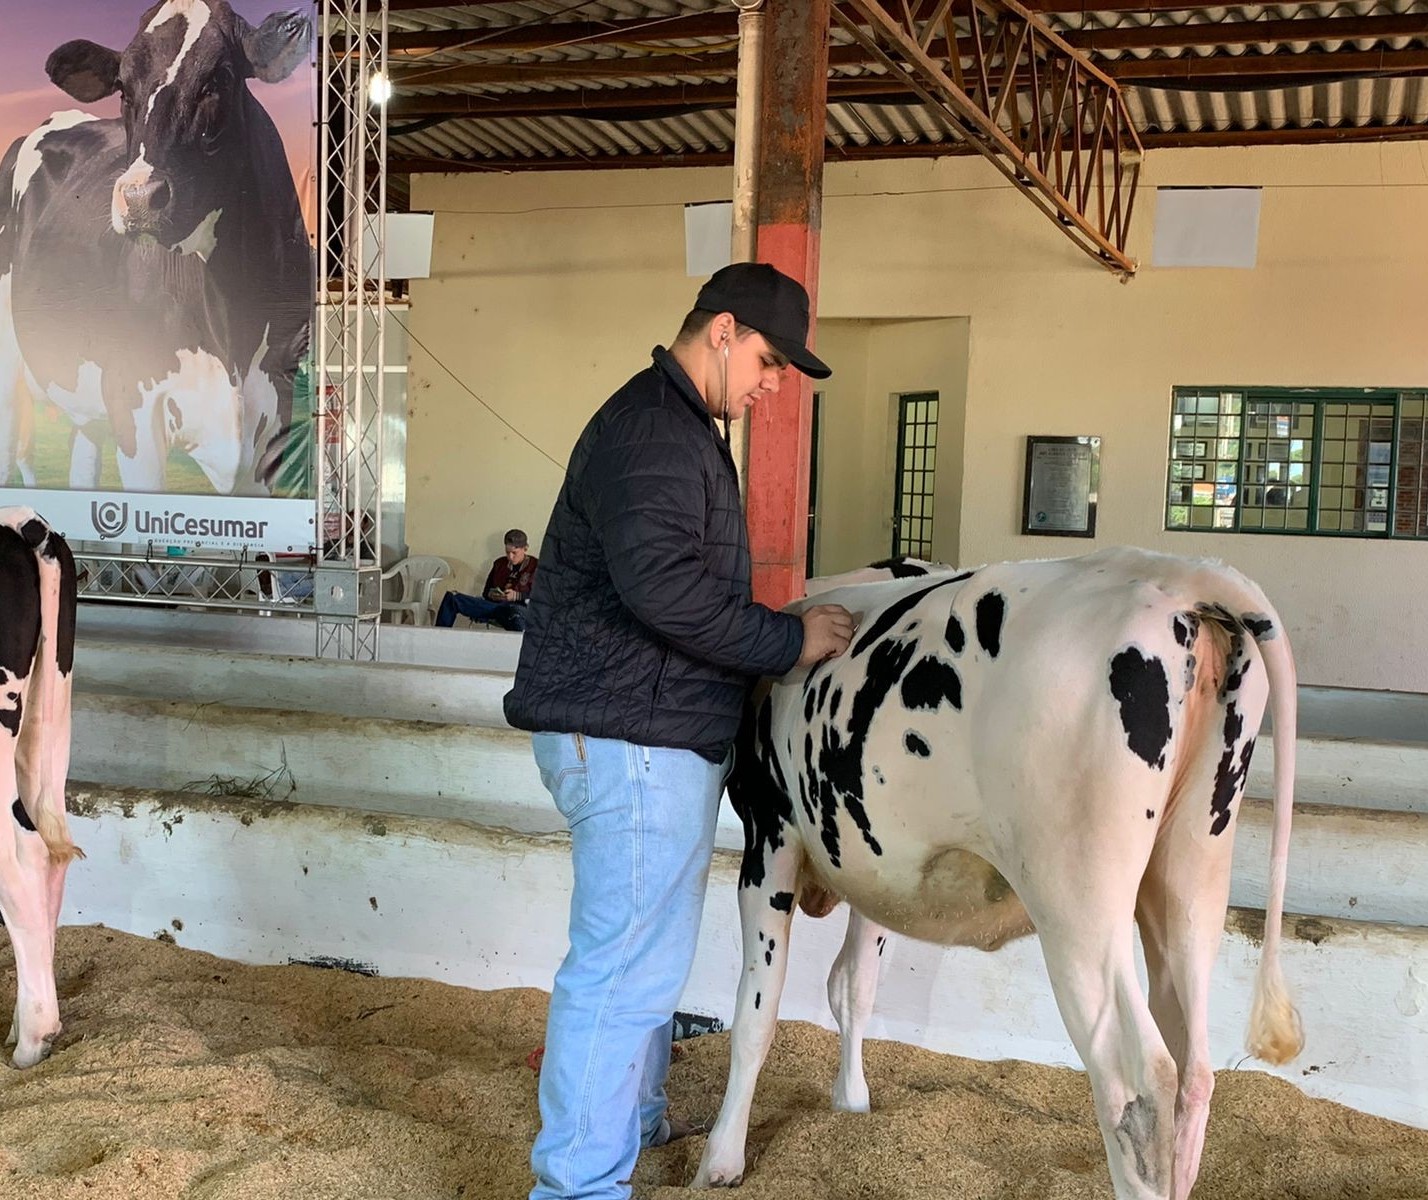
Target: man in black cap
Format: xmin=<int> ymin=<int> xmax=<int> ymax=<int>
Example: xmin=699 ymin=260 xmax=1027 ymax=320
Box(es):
xmin=435 ymin=528 xmax=538 ymax=631
xmin=506 ymin=262 xmax=854 ymax=1200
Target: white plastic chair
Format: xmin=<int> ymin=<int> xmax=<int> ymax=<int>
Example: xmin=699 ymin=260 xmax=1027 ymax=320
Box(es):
xmin=380 ymin=555 xmax=451 ymax=626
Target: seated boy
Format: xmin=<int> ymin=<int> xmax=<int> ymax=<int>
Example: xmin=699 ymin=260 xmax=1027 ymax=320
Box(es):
xmin=435 ymin=529 xmax=537 ymax=631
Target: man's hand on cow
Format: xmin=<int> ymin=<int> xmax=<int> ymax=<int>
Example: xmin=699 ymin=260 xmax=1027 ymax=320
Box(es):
xmin=796 ymin=604 xmax=857 ymax=667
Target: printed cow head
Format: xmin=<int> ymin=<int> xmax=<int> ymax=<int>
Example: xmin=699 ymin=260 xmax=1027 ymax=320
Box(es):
xmin=44 ymin=2 xmax=310 ymax=253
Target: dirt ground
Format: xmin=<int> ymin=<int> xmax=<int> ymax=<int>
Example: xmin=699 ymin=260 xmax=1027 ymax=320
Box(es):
xmin=0 ymin=926 xmax=1423 ymax=1199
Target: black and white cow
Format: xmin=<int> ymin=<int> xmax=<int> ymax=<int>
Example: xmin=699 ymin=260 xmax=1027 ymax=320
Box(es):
xmin=0 ymin=506 xmax=80 ymax=1069
xmin=695 ymin=547 xmax=1303 ymax=1200
xmin=0 ymin=1 xmax=311 ymax=495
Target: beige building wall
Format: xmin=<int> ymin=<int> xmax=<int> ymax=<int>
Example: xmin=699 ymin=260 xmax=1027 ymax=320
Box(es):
xmin=409 ymin=143 xmax=1428 ymax=691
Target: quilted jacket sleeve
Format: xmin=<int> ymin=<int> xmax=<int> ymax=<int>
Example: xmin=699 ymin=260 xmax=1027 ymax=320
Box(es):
xmin=581 ymin=411 xmax=803 ymax=677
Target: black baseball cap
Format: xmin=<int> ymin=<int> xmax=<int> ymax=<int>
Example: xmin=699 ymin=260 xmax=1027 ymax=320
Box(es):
xmin=694 ymin=262 xmax=832 ymax=379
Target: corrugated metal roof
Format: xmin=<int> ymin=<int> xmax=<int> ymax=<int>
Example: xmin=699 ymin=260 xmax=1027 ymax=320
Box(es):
xmin=379 ymin=0 xmax=1428 ymax=169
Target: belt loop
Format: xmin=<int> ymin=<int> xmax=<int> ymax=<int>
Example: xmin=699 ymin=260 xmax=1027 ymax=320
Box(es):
xmin=575 ymin=733 xmax=586 ymax=762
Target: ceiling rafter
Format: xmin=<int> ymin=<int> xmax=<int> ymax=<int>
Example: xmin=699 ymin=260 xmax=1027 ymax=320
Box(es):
xmin=387 ymin=42 xmax=1428 ymax=90
xmin=387 ymin=114 xmax=1428 ymax=174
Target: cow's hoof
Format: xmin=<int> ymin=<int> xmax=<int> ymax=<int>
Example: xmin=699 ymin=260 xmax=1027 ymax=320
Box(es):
xmin=692 ymin=1160 xmax=745 ymax=1189
xmin=11 ymin=1038 xmax=54 ymax=1069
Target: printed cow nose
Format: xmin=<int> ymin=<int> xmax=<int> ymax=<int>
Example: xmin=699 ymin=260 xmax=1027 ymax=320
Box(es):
xmin=124 ymin=178 xmax=171 ymax=214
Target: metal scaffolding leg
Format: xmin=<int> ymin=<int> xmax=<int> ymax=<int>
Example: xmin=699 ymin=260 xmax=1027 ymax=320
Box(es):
xmin=316 ymin=0 xmax=387 ymax=659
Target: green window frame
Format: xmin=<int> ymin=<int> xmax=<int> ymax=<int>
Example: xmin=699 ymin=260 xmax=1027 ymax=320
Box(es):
xmin=1166 ymin=387 xmax=1428 ymax=539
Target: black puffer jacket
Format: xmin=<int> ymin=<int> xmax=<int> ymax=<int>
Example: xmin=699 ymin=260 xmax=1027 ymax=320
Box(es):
xmin=504 ymin=347 xmax=803 ymax=761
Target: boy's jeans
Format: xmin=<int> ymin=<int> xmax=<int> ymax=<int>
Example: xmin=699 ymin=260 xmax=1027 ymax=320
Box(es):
xmin=529 ymin=732 xmax=724 ymax=1200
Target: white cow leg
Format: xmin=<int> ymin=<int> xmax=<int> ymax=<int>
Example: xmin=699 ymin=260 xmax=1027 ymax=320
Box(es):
xmin=693 ymin=842 xmax=803 ymax=1189
xmin=69 ymin=429 xmax=103 ymax=489
xmin=827 ymin=908 xmax=889 ymax=1113
xmin=0 ymin=754 xmax=60 ymax=1068
xmin=1032 ymin=902 xmax=1177 ymax=1200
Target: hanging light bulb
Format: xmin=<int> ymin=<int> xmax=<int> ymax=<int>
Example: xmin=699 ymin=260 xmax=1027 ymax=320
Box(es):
xmin=368 ymin=70 xmax=392 ymax=106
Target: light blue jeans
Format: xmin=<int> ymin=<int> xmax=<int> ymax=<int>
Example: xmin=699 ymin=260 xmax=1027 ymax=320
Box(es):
xmin=529 ymin=732 xmax=725 ymax=1200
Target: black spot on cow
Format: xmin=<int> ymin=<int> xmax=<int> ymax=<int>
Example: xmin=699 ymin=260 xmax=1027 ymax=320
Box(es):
xmin=797 ymin=774 xmax=816 ymax=824
xmin=764 ymin=948 xmax=773 ymax=966
xmin=876 ymin=936 xmax=886 ymax=957
xmin=1146 ymin=809 xmax=1156 ymax=820
xmin=53 ymin=532 xmax=77 ymax=677
xmin=1172 ymin=612 xmax=1200 ymax=648
xmin=975 ymin=591 xmax=1006 ymax=658
xmin=769 ymin=891 xmax=794 ymax=913
xmin=1108 ymin=648 xmax=1172 ymax=770
xmin=945 ymin=612 xmax=965 ymax=654
xmin=904 ymin=731 xmax=931 ymax=757
xmin=829 ymin=688 xmax=843 ymax=720
xmin=758 ymin=931 xmax=765 ymax=943
xmin=900 ymin=656 xmax=962 ymax=712
xmin=818 ymin=676 xmax=832 ymax=713
xmin=1117 ymin=1095 xmax=1161 ymax=1190
xmin=11 ymin=799 xmax=36 ymax=833
xmin=729 ymin=694 xmax=795 ymax=890
xmin=866 ymin=556 xmax=930 ymax=578
xmin=755 ymin=992 xmax=762 ymax=1009
xmin=1242 ymin=613 xmax=1276 ymax=640
xmin=852 ymin=578 xmax=963 ymax=658
xmin=804 ymin=688 xmax=816 ymax=722
xmin=811 ymin=637 xmax=915 ymax=866
xmin=1183 ymin=653 xmax=1197 ymax=695
xmin=0 ymin=527 xmax=41 ymax=735
xmin=1210 ymin=702 xmax=1256 ymax=836
xmin=872 ymin=767 xmax=885 ymax=785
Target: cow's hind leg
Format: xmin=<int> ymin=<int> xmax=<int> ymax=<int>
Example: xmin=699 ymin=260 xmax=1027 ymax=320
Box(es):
xmin=1137 ymin=636 xmax=1267 ymax=1200
xmin=1032 ymin=903 xmax=1177 ymax=1200
xmin=693 ymin=835 xmax=803 ymax=1188
xmin=827 ymin=908 xmax=890 ymax=1113
xmin=1136 ymin=831 xmax=1231 ymax=1200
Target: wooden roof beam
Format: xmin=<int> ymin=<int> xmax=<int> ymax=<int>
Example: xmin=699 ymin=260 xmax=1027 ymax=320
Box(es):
xmin=388 ymin=117 xmax=1428 ymax=175
xmin=343 ymin=13 xmax=739 ymax=56
xmin=1064 ymin=13 xmax=1428 ymax=53
xmin=389 ymin=42 xmax=1428 ymax=90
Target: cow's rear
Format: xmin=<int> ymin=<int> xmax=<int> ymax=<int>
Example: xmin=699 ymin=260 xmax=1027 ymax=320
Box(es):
xmin=699 ymin=547 xmax=1302 ymax=1200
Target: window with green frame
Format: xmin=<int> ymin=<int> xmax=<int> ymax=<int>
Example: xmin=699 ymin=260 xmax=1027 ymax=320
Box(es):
xmin=1166 ymin=388 xmax=1428 ymax=538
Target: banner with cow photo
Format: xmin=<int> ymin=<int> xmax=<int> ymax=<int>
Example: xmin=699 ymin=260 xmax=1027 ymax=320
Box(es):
xmin=0 ymin=0 xmax=317 ymax=550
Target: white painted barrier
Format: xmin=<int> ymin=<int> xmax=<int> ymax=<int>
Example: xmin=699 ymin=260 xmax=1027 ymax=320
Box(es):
xmin=67 ymin=693 xmax=1428 ymax=927
xmin=61 ymin=785 xmax=1428 ymax=1131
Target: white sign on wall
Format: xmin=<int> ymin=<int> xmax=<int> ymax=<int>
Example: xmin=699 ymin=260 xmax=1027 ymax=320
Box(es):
xmin=685 ymin=200 xmax=734 ymax=277
xmin=1151 ymin=187 xmax=1262 ymax=269
xmin=0 ymin=489 xmax=316 ymax=552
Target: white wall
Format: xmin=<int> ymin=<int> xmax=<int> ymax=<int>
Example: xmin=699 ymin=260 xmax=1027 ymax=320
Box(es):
xmin=408 ymin=144 xmax=1428 ymax=691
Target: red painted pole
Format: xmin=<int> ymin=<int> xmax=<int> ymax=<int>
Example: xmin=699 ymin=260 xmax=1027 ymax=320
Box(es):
xmin=746 ymin=0 xmax=831 ymax=609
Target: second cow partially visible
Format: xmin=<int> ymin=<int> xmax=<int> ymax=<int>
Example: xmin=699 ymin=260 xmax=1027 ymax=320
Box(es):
xmin=696 ymin=547 xmax=1303 ymax=1200
xmin=0 ymin=507 xmax=81 ymax=1068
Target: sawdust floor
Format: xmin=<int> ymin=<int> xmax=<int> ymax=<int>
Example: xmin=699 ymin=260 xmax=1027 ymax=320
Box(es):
xmin=0 ymin=926 xmax=1423 ymax=1199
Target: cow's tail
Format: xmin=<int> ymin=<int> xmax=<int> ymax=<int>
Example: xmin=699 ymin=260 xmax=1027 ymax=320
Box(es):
xmin=1191 ymin=561 xmax=1303 ymax=1065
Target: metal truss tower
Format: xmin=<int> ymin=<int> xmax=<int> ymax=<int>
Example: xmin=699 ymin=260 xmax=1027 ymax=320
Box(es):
xmin=316 ymin=0 xmax=389 ymax=659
